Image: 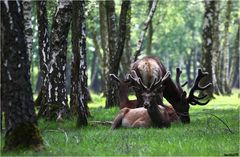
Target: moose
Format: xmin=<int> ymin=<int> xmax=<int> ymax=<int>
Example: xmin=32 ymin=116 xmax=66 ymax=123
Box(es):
xmin=111 ymin=71 xmax=174 ymax=129
xmin=111 ymin=56 xmax=211 ymax=124
xmin=110 ymin=71 xmax=179 ymax=124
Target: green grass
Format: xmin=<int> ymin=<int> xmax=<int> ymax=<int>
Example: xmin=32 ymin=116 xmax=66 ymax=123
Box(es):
xmin=1 ymin=91 xmax=240 ymax=156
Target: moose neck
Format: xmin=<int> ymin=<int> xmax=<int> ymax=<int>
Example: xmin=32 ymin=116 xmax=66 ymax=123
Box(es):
xmin=147 ymin=99 xmax=170 ymax=128
xmin=118 ymin=82 xmax=130 ymax=106
xmin=163 ymin=78 xmax=190 ymax=123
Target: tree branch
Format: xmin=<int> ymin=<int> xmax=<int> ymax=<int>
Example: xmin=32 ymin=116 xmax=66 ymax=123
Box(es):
xmin=133 ymin=0 xmax=158 ymax=62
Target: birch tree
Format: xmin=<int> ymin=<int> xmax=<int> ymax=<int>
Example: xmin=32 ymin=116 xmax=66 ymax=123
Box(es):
xmin=105 ymin=0 xmax=131 ymax=108
xmin=1 ymin=1 xmax=43 ymax=151
xmin=229 ymin=18 xmax=240 ymax=88
xmin=222 ymin=0 xmax=232 ymax=94
xmin=201 ymin=0 xmax=216 ymax=98
xmin=211 ymin=0 xmax=220 ymax=95
xmin=99 ymin=1 xmax=109 ymax=95
xmin=133 ymin=0 xmax=158 ymax=61
xmin=70 ymin=0 xmax=88 ymax=127
xmin=35 ymin=0 xmax=50 ymax=116
xmin=45 ymin=0 xmax=72 ymax=120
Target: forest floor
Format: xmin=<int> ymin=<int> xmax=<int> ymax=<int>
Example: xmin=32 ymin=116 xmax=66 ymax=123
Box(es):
xmin=1 ymin=90 xmax=239 ymax=156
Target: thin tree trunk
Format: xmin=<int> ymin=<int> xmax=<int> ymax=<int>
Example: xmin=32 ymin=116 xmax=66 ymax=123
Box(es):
xmin=121 ymin=1 xmax=132 ymax=74
xmin=211 ymin=0 xmax=220 ymax=95
xmin=201 ymin=0 xmax=216 ymax=98
xmin=99 ymin=1 xmax=109 ymax=96
xmin=46 ymin=0 xmax=72 ymax=120
xmin=35 ymin=72 xmax=42 ymax=93
xmin=105 ymin=0 xmax=131 ymax=108
xmin=185 ymin=53 xmax=192 ymax=88
xmin=146 ymin=0 xmax=153 ymax=55
xmin=218 ymin=48 xmax=225 ymax=94
xmin=1 ymin=1 xmax=43 ymax=151
xmin=90 ymin=52 xmax=101 ymax=92
xmin=90 ymin=31 xmax=103 ymax=92
xmin=90 ymin=51 xmax=97 ymax=83
xmin=90 ymin=30 xmax=104 ymax=91
xmin=222 ymin=0 xmax=232 ymax=94
xmin=35 ymin=0 xmax=50 ymax=116
xmin=66 ymin=61 xmax=71 ymax=94
xmin=105 ymin=0 xmax=118 ymax=108
xmin=133 ymin=0 xmax=158 ymax=62
xmin=229 ymin=18 xmax=239 ymax=87
xmin=70 ymin=1 xmax=88 ymax=127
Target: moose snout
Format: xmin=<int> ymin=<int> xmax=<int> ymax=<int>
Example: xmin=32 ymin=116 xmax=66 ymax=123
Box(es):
xmin=143 ymin=102 xmax=150 ymax=108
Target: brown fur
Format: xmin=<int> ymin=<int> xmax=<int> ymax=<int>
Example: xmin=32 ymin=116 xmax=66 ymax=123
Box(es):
xmin=118 ymin=81 xmax=139 ymax=109
xmin=116 ymin=72 xmax=179 ymax=126
xmin=163 ymin=105 xmax=180 ymax=122
xmin=111 ymin=105 xmax=176 ymax=129
xmin=133 ymin=57 xmax=162 ymax=88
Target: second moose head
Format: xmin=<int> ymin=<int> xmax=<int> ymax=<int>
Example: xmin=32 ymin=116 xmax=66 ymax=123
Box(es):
xmin=125 ymin=70 xmax=170 ymax=109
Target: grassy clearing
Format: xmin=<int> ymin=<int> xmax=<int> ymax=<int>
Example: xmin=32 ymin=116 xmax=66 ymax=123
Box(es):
xmin=1 ymin=91 xmax=240 ymax=156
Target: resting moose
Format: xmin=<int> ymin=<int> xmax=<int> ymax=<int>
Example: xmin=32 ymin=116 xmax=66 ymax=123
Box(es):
xmin=111 ymin=72 xmax=174 ymax=129
xmin=110 ymin=73 xmax=179 ymax=123
xmin=113 ymin=56 xmax=211 ymax=124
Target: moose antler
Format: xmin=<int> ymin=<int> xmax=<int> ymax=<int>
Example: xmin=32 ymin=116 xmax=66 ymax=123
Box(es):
xmin=149 ymin=71 xmax=170 ymax=91
xmin=176 ymin=68 xmax=188 ymax=90
xmin=126 ymin=70 xmax=147 ymax=90
xmin=186 ymin=69 xmax=212 ymax=105
xmin=112 ymin=70 xmax=171 ymax=92
xmin=127 ymin=70 xmax=170 ymax=91
xmin=110 ymin=74 xmax=121 ymax=83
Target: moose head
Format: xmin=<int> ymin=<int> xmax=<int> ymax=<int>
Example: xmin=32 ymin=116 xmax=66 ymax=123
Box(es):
xmin=109 ymin=73 xmax=139 ymax=109
xmin=173 ymin=68 xmax=212 ymax=123
xmin=125 ymin=70 xmax=170 ymax=109
xmin=110 ymin=70 xmax=170 ymax=109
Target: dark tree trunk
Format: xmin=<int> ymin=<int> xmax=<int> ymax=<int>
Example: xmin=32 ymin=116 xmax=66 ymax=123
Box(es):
xmin=46 ymin=0 xmax=72 ymax=120
xmin=193 ymin=50 xmax=197 ymax=79
xmin=185 ymin=53 xmax=192 ymax=88
xmin=35 ymin=0 xmax=50 ymax=116
xmin=35 ymin=72 xmax=42 ymax=93
xmin=222 ymin=0 xmax=232 ymax=94
xmin=146 ymin=0 xmax=153 ymax=55
xmin=66 ymin=61 xmax=71 ymax=94
xmin=217 ymin=50 xmax=225 ymax=94
xmin=90 ymin=50 xmax=101 ymax=92
xmin=105 ymin=0 xmax=118 ymax=108
xmin=105 ymin=0 xmax=131 ymax=108
xmin=99 ymin=1 xmax=109 ymax=96
xmin=90 ymin=30 xmax=103 ymax=92
xmin=1 ymin=1 xmax=43 ymax=151
xmin=230 ymin=19 xmax=239 ymax=88
xmin=201 ymin=0 xmax=216 ymax=98
xmin=120 ymin=2 xmax=132 ymax=74
xmin=70 ymin=1 xmax=88 ymax=127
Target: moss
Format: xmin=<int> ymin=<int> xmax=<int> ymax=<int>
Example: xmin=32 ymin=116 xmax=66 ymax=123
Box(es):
xmin=3 ymin=122 xmax=44 ymax=152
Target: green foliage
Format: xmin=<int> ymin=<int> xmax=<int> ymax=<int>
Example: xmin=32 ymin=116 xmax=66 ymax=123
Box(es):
xmin=1 ymin=91 xmax=239 ymax=156
xmin=29 ymin=0 xmax=239 ymax=93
